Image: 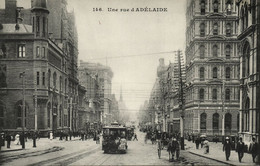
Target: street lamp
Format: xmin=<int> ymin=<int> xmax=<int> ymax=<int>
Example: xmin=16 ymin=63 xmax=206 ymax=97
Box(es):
xmin=19 ymin=72 xmax=25 ymax=149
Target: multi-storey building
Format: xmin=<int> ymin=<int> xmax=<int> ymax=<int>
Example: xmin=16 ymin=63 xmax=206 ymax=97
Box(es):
xmin=79 ymin=61 xmax=113 ymax=125
xmin=156 ymin=58 xmax=168 ymax=132
xmin=0 ymin=0 xmax=79 ymax=135
xmin=78 ymin=66 xmax=101 ymax=124
xmin=185 ymin=0 xmax=240 ymax=139
xmin=165 ymin=53 xmax=186 ymax=135
xmin=47 ymin=0 xmax=79 ymax=133
xmin=237 ymin=0 xmax=259 ymax=145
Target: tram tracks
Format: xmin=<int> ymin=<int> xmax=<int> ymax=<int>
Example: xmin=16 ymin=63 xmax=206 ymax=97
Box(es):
xmin=0 ymin=146 xmax=64 ymax=164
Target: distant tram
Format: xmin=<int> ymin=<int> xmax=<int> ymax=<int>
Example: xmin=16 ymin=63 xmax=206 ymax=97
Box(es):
xmin=102 ymin=122 xmax=128 ymax=154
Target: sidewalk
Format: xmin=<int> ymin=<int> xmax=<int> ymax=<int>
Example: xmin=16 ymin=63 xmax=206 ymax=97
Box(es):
xmin=185 ymin=140 xmax=257 ymax=166
xmin=0 ymin=136 xmax=81 ymax=153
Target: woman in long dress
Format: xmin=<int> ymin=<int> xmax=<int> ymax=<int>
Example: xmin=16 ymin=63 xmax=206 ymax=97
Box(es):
xmin=15 ymin=133 xmax=20 ymax=145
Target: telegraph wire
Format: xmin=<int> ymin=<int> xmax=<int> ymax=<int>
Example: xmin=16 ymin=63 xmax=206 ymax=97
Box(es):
xmin=85 ymin=51 xmax=175 ymax=61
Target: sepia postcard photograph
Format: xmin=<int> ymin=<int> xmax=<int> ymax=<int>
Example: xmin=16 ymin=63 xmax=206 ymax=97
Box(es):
xmin=0 ymin=0 xmax=259 ymax=165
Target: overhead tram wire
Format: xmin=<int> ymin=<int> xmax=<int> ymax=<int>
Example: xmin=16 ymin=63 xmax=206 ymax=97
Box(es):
xmin=85 ymin=51 xmax=175 ymax=61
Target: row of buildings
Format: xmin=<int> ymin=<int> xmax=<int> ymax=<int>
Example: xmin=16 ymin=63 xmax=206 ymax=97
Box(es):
xmin=139 ymin=0 xmax=259 ymax=146
xmin=0 ymin=0 xmax=121 ymax=135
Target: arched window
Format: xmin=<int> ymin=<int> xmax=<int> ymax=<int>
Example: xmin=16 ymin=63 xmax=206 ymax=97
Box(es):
xmin=200 ymin=113 xmax=207 ymax=130
xmin=200 ymin=23 xmax=205 ymax=36
xmin=53 ymin=72 xmax=57 ymax=89
xmin=199 ymin=45 xmax=205 ymax=59
xmin=242 ymin=97 xmax=249 ymax=132
xmin=213 ymin=45 xmax=218 ymax=57
xmin=0 ymin=44 xmax=7 ymax=58
xmin=226 ymin=23 xmax=232 ymax=36
xmin=0 ymin=102 xmax=5 ymax=127
xmin=225 ymin=88 xmax=230 ymax=101
xmin=213 ymin=67 xmax=218 ymax=78
xmin=0 ymin=67 xmax=7 ymax=88
xmin=225 ymin=113 xmax=232 ymax=133
xmin=199 ymin=89 xmax=205 ymax=101
xmin=47 ymin=102 xmax=51 ymax=128
xmin=213 ymin=0 xmax=219 ymax=12
xmin=201 ymin=0 xmax=206 ymax=14
xmin=213 ymin=23 xmax=218 ymax=35
xmin=212 ymin=88 xmax=217 ymax=100
xmin=241 ymin=6 xmax=245 ymax=31
xmin=16 ymin=100 xmax=28 ymax=128
xmin=60 ymin=76 xmax=62 ymax=92
xmin=237 ymin=113 xmax=239 ymax=131
xmin=213 ymin=113 xmax=219 ymax=130
xmin=225 ymin=45 xmax=231 ymax=59
xmin=242 ymin=41 xmax=250 ymax=77
xmin=226 ymin=0 xmax=232 ymax=15
xmin=65 ymin=78 xmax=67 ymax=94
xmin=226 ymin=67 xmax=231 ymax=80
xmin=244 ymin=4 xmax=248 ymax=29
xmin=48 ymin=70 xmax=51 ymax=88
xmin=59 ymin=105 xmax=62 ymax=127
xmin=200 ymin=67 xmax=205 ymax=81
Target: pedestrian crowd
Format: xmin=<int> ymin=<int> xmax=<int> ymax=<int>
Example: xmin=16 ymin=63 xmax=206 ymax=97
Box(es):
xmin=0 ymin=130 xmax=102 ymax=151
xmin=189 ymin=133 xmax=259 ymax=164
xmin=0 ymin=131 xmax=39 ymax=150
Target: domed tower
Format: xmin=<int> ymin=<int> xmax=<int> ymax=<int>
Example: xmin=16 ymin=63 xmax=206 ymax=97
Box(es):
xmin=31 ymin=0 xmax=49 ymax=38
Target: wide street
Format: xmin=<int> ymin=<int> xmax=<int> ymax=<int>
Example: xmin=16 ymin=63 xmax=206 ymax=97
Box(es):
xmin=1 ymin=131 xmax=226 ymax=166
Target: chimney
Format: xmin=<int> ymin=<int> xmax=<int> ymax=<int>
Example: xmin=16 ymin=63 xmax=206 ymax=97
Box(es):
xmin=5 ymin=0 xmax=17 ymax=23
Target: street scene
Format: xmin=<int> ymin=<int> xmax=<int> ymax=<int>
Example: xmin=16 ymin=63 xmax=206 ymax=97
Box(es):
xmin=0 ymin=0 xmax=260 ymax=165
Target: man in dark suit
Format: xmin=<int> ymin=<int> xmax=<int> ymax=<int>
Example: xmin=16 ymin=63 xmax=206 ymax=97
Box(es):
xmin=223 ymin=137 xmax=232 ymax=160
xmin=236 ymin=137 xmax=245 ymax=163
xmin=6 ymin=132 xmax=11 ymax=148
xmin=249 ymin=137 xmax=258 ymax=163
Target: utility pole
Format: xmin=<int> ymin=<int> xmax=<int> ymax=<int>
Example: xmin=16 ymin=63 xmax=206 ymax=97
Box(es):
xmin=20 ymin=72 xmax=25 ymax=149
xmin=222 ymin=81 xmax=225 ymax=137
xmin=177 ymin=50 xmax=185 ymax=150
xmin=33 ymin=76 xmax=37 ymax=147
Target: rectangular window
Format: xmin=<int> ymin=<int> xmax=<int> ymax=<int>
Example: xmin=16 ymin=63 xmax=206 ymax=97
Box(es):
xmin=36 ymin=46 xmax=40 ymax=57
xmin=18 ymin=45 xmax=26 ymax=58
xmin=42 ymin=47 xmax=45 ymax=58
xmin=60 ymin=76 xmax=62 ymax=92
xmin=37 ymin=72 xmax=40 ymax=85
xmin=43 ymin=17 xmax=46 ymax=37
xmin=36 ymin=16 xmax=40 ymax=36
xmin=42 ymin=72 xmax=45 ymax=86
xmin=212 ymin=89 xmax=217 ymax=101
xmin=32 ymin=17 xmax=34 ymax=32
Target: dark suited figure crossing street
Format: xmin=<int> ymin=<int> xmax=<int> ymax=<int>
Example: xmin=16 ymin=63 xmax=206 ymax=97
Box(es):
xmin=249 ymin=137 xmax=258 ymax=163
xmin=133 ymin=133 xmax=138 ymax=141
xmin=236 ymin=137 xmax=245 ymax=163
xmin=195 ymin=136 xmax=200 ymax=149
xmin=223 ymin=137 xmax=232 ymax=161
xmin=6 ymin=133 xmax=11 ymax=148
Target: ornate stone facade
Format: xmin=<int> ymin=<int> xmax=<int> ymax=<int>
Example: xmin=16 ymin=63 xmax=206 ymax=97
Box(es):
xmin=185 ymin=0 xmax=240 ymax=139
xmin=237 ymin=0 xmax=260 ymax=145
xmin=0 ymin=0 xmax=79 ymax=135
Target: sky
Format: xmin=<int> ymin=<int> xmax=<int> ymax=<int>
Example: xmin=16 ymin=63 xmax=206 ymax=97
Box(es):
xmin=0 ymin=0 xmax=186 ymax=116
xmin=67 ymin=0 xmax=187 ymax=114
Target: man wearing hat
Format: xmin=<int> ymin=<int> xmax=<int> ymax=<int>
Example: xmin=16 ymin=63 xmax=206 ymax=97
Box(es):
xmin=249 ymin=137 xmax=258 ymax=163
xmin=236 ymin=137 xmax=245 ymax=162
xmin=223 ymin=137 xmax=232 ymax=161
